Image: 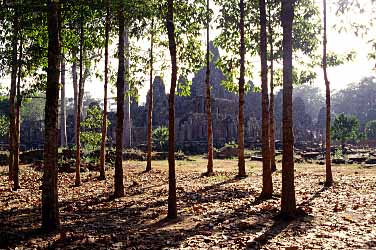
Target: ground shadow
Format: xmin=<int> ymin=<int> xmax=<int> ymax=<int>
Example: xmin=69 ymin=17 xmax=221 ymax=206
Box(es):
xmin=1 ymin=169 xmax=321 ymax=249
xmin=246 ymin=219 xmax=291 ymax=249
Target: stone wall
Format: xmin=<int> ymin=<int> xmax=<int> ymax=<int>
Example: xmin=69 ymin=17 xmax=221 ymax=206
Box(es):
xmin=4 ymin=43 xmax=322 ymax=152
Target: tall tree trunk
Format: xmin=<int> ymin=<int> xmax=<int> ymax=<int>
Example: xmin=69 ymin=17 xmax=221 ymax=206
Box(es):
xmin=114 ymin=1 xmax=125 ymax=198
xmin=42 ymin=0 xmax=61 ymax=230
xmin=75 ymin=8 xmax=84 ymax=187
xmin=205 ymin=0 xmax=214 ymax=176
xmin=323 ymin=0 xmax=333 ymax=186
xmin=146 ymin=19 xmax=154 ymax=172
xmin=14 ymin=33 xmax=23 ymax=191
xmin=99 ymin=0 xmax=110 ymax=180
xmin=123 ymin=28 xmax=131 ymax=148
xmin=268 ymin=2 xmax=276 ymax=172
xmin=60 ymin=55 xmax=67 ymax=147
xmin=237 ymin=0 xmax=246 ymax=178
xmin=166 ymin=0 xmax=178 ymax=219
xmin=259 ymin=0 xmax=273 ymax=198
xmin=72 ymin=51 xmax=78 ymax=145
xmin=9 ymin=8 xmax=19 ymax=187
xmin=281 ymin=0 xmax=296 ymax=217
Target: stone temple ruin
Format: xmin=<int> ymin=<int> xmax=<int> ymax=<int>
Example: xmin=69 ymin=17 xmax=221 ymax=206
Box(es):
xmin=5 ymin=43 xmax=324 ymax=153
xmin=128 ymin=43 xmax=266 ymax=154
xmin=127 ymin=43 xmax=321 ymax=153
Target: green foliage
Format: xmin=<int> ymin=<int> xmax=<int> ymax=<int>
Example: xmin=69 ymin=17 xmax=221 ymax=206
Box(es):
xmin=81 ymin=131 xmax=102 ymax=152
xmin=365 ymin=120 xmax=376 ymax=140
xmin=334 ymin=148 xmax=343 ymax=159
xmin=81 ymin=104 xmax=102 ymax=130
xmin=152 ymin=126 xmax=169 ymax=151
xmin=274 ymin=67 xmax=317 ymax=86
xmin=213 ymin=0 xmax=321 ymax=92
xmin=170 ymin=0 xmax=206 ymax=96
xmin=332 ymin=113 xmax=360 ymax=144
xmin=326 ymin=51 xmax=356 ymax=67
xmin=0 ymin=115 xmax=9 ymax=137
xmin=213 ymin=0 xmax=257 ymax=91
xmin=81 ymin=104 xmax=109 ymax=151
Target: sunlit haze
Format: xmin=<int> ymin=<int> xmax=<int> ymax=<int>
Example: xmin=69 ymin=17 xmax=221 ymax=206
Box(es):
xmin=1 ymin=0 xmax=375 ymax=104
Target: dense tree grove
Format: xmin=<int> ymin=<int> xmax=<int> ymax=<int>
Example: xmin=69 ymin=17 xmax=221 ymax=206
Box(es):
xmin=0 ymin=1 xmax=375 ymax=247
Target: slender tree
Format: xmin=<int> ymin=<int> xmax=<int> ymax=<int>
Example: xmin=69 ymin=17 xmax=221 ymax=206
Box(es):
xmin=281 ymin=0 xmax=296 ymax=216
xmin=72 ymin=50 xmax=78 ymax=145
xmin=42 ymin=0 xmax=61 ymax=230
xmin=146 ymin=18 xmax=154 ymax=172
xmin=123 ymin=27 xmax=131 ymax=148
xmin=114 ymin=0 xmax=125 ymax=198
xmin=268 ymin=1 xmax=276 ymax=172
xmin=8 ymin=7 xmax=19 ymax=188
xmin=237 ymin=0 xmax=246 ymax=178
xmin=166 ymin=0 xmax=178 ymax=219
xmin=60 ymin=55 xmax=67 ymax=147
xmin=14 ymin=32 xmax=23 ymax=191
xmin=259 ymin=0 xmax=273 ymax=198
xmin=99 ymin=0 xmax=110 ymax=180
xmin=323 ymin=0 xmax=333 ymax=186
xmin=75 ymin=7 xmax=84 ymax=187
xmin=205 ymin=0 xmax=214 ymax=176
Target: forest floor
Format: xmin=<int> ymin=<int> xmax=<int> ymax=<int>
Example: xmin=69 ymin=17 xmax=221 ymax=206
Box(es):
xmin=1 ymin=157 xmax=376 ymax=249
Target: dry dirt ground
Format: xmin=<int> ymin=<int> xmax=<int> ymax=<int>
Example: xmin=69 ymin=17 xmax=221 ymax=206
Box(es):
xmin=1 ymin=157 xmax=376 ymax=249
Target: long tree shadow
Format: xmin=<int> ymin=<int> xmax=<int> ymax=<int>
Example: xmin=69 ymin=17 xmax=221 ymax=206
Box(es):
xmin=50 ymin=195 xmax=272 ymax=249
xmin=1 ymin=182 xmax=312 ymax=250
xmin=246 ymin=219 xmax=291 ymax=249
xmin=2 ymin=173 xmax=253 ymax=248
xmin=179 ymin=175 xmax=251 ymax=204
xmin=0 ymin=188 xmax=118 ymax=248
xmin=299 ymin=186 xmax=329 ymax=207
xmin=241 ymin=186 xmax=325 ymax=250
xmin=1 ymin=169 xmax=322 ymax=249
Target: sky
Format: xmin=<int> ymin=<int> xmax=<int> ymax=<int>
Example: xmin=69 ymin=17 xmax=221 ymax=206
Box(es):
xmin=1 ymin=0 xmax=375 ymax=104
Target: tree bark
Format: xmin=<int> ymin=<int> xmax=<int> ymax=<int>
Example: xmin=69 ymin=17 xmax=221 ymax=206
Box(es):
xmin=205 ymin=0 xmax=214 ymax=176
xmin=60 ymin=55 xmax=67 ymax=147
xmin=42 ymin=0 xmax=60 ymax=230
xmin=146 ymin=19 xmax=154 ymax=172
xmin=14 ymin=32 xmax=23 ymax=191
xmin=323 ymin=0 xmax=333 ymax=186
xmin=75 ymin=8 xmax=84 ymax=187
xmin=9 ymin=8 xmax=19 ymax=187
xmin=268 ymin=2 xmax=276 ymax=172
xmin=72 ymin=51 xmax=78 ymax=145
xmin=166 ymin=0 xmax=178 ymax=219
xmin=281 ymin=0 xmax=296 ymax=217
xmin=123 ymin=28 xmax=131 ymax=148
xmin=99 ymin=0 xmax=110 ymax=180
xmin=259 ymin=0 xmax=273 ymax=198
xmin=114 ymin=1 xmax=125 ymax=198
xmin=237 ymin=0 xmax=246 ymax=178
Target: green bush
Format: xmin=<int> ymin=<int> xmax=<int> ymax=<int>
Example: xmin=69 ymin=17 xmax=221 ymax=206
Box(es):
xmin=332 ymin=113 xmax=360 ymax=147
xmin=152 ymin=126 xmax=168 ymax=151
xmin=81 ymin=104 xmax=110 ymax=151
xmin=365 ymin=120 xmax=376 ymax=140
xmin=0 ymin=115 xmax=8 ymax=137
